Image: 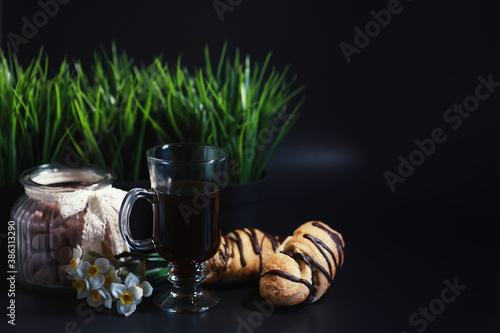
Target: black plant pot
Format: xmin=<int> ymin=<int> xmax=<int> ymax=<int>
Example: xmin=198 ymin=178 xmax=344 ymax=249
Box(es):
xmin=219 ymin=172 xmax=269 ymax=232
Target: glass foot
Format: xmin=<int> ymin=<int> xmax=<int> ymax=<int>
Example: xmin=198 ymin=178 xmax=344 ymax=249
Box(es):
xmin=154 ymin=288 xmax=219 ymax=313
xmin=154 ymin=262 xmax=219 ymax=313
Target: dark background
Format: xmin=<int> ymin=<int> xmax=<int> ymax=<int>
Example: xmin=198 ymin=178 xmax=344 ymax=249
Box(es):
xmin=1 ymin=0 xmax=500 ymax=332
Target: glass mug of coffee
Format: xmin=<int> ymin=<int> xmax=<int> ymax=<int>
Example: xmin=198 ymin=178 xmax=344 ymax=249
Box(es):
xmin=119 ymin=143 xmax=228 ymax=313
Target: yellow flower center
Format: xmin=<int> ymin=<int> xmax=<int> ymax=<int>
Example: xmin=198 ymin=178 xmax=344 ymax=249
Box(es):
xmin=104 ymin=274 xmax=113 ymax=288
xmin=120 ymin=293 xmax=134 ymax=305
xmin=91 ymin=290 xmax=102 ymax=302
xmin=70 ymin=258 xmax=77 ymax=270
xmin=72 ymin=280 xmax=85 ymax=292
xmin=87 ymin=265 xmax=99 ymax=278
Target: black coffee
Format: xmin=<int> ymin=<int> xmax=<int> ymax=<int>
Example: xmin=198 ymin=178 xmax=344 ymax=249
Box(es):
xmin=153 ymin=181 xmax=221 ymax=264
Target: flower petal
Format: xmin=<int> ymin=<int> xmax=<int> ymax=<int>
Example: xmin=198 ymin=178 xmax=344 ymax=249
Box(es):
xmin=66 ymin=271 xmax=81 ymax=281
xmin=118 ymin=302 xmax=137 ymax=317
xmin=125 ymin=273 xmax=140 ymax=288
xmin=102 ymin=291 xmax=112 ymax=309
xmin=116 ymin=300 xmax=124 ymax=315
xmin=65 ymin=265 xmax=74 ymax=274
xmin=112 ymin=274 xmax=121 ymax=284
xmin=77 ymin=261 xmax=91 ymax=278
xmin=108 ymin=266 xmax=121 ymax=283
xmin=66 ymin=265 xmax=82 ymax=281
xmin=74 ymin=245 xmax=83 ymax=259
xmin=140 ymin=281 xmax=153 ymax=297
xmin=89 ymin=274 xmax=105 ymax=290
xmin=110 ymin=283 xmax=127 ymax=299
xmin=86 ymin=296 xmax=101 ymax=308
xmin=128 ymin=285 xmax=143 ymax=301
xmin=94 ymin=258 xmax=110 ymax=274
xmin=77 ymin=289 xmax=88 ymax=299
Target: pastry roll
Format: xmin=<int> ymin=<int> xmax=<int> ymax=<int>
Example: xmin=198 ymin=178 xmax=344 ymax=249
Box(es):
xmin=259 ymin=221 xmax=345 ymax=306
xmin=205 ymin=228 xmax=280 ymax=284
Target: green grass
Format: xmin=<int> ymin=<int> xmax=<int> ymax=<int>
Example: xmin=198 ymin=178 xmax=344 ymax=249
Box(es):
xmin=66 ymin=44 xmax=156 ymax=181
xmin=0 ymin=48 xmax=75 ymax=187
xmin=151 ymin=44 xmax=305 ymax=183
xmin=0 ymin=44 xmax=305 ymax=186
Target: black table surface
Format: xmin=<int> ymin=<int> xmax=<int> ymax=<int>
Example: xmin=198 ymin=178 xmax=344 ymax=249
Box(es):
xmin=2 ymin=1 xmax=500 ymax=332
xmin=3 ymin=151 xmax=499 ymax=333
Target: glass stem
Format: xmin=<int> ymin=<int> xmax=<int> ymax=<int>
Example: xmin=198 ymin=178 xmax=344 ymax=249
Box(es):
xmin=168 ymin=262 xmax=206 ymax=297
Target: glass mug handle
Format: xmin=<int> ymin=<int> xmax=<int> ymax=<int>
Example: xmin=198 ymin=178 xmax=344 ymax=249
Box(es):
xmin=119 ymin=188 xmax=158 ymax=251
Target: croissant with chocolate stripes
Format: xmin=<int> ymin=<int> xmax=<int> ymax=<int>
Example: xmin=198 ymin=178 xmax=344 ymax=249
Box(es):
xmin=259 ymin=221 xmax=345 ymax=306
xmin=204 ymin=228 xmax=280 ymax=284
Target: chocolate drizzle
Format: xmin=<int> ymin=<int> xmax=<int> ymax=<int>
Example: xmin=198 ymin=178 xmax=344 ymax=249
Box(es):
xmin=210 ymin=235 xmax=230 ymax=278
xmin=209 ymin=228 xmax=281 ymax=278
xmin=229 ymin=231 xmax=246 ymax=267
xmin=312 ymin=221 xmax=344 ymax=267
xmin=266 ymin=232 xmax=280 ymax=252
xmin=303 ymin=234 xmax=336 ymax=280
xmin=262 ymin=269 xmax=314 ymax=303
xmin=220 ymin=235 xmax=230 ymax=268
xmin=242 ymin=228 xmax=260 ymax=255
xmin=261 ymin=221 xmax=344 ymax=305
xmin=230 ymin=228 xmax=280 ymax=269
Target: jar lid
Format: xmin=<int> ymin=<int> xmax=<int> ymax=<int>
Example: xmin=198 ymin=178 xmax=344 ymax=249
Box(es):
xmin=19 ymin=164 xmax=116 ymax=192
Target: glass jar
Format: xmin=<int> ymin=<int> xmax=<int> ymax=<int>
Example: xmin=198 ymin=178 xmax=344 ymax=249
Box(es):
xmin=11 ymin=164 xmax=127 ymax=290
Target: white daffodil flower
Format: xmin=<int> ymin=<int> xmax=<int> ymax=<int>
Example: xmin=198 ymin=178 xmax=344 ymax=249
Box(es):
xmin=110 ymin=274 xmax=144 ymax=317
xmin=71 ymin=276 xmax=89 ymax=299
xmin=78 ymin=258 xmax=110 ymax=290
xmin=122 ymin=273 xmax=153 ymax=305
xmin=65 ymin=245 xmax=83 ymax=280
xmin=134 ymin=282 xmax=153 ymax=305
xmin=86 ymin=286 xmax=112 ymax=309
xmin=137 ymin=280 xmax=153 ymax=299
xmin=103 ymin=265 xmax=121 ymax=290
